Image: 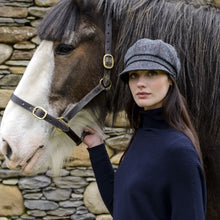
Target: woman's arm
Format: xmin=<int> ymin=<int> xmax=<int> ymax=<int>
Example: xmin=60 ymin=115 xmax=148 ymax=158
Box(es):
xmin=167 ymin=146 xmax=207 ymax=220
xmin=82 ymin=129 xmax=114 ymax=215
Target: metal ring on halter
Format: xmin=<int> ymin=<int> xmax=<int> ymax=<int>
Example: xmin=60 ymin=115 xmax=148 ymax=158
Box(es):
xmin=55 ymin=117 xmax=70 ymax=133
xmin=99 ymin=78 xmax=112 ymax=90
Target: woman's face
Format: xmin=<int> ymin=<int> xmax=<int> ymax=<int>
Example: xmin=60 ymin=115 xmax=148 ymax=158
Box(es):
xmin=128 ymin=70 xmax=172 ymax=110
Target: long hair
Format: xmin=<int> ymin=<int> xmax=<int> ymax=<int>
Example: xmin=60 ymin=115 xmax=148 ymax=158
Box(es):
xmin=163 ymin=79 xmax=203 ymax=165
xmin=120 ymin=76 xmax=203 ymax=167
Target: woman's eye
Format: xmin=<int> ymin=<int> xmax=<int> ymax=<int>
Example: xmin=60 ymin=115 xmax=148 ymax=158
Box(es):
xmin=129 ymin=73 xmax=138 ymax=79
xmin=55 ymin=44 xmax=75 ymax=55
xmin=148 ymin=71 xmax=158 ymax=76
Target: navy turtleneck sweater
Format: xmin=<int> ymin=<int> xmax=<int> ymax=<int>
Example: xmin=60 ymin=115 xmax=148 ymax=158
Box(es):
xmin=88 ymin=108 xmax=206 ymax=220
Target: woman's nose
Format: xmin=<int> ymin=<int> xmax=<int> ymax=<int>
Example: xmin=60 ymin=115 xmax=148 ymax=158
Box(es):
xmin=137 ymin=76 xmax=147 ymax=87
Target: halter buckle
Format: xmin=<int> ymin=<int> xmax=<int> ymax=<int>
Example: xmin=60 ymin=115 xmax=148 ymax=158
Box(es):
xmin=103 ymin=54 xmax=114 ymax=69
xmin=32 ymin=106 xmax=47 ymax=120
xmin=56 ymin=117 xmax=70 ymax=133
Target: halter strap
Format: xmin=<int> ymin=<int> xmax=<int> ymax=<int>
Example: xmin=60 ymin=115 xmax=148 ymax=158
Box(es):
xmin=10 ymin=93 xmax=82 ymax=145
xmin=62 ymin=14 xmax=113 ymax=122
xmin=10 ymin=13 xmax=113 ymax=145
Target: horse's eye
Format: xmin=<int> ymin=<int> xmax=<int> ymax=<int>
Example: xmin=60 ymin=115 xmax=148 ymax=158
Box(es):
xmin=55 ymin=44 xmax=75 ymax=55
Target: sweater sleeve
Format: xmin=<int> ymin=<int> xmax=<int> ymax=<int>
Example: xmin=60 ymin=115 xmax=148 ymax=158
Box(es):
xmin=166 ymin=145 xmax=207 ymax=220
xmin=87 ymin=144 xmax=114 ymax=215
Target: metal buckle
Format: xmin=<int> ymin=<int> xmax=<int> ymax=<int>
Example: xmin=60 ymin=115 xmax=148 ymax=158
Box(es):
xmin=56 ymin=117 xmax=70 ymax=133
xmin=103 ymin=54 xmax=114 ymax=69
xmin=32 ymin=106 xmax=47 ymax=120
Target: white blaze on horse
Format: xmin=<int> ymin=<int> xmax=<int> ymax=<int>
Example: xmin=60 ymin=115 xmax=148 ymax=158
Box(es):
xmin=1 ymin=41 xmax=55 ymax=173
xmin=0 ymin=1 xmax=219 ymax=219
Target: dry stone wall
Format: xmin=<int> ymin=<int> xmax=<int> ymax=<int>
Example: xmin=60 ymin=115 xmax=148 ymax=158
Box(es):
xmin=1 ymin=0 xmax=219 ymax=219
xmin=0 ymin=0 xmax=131 ymax=219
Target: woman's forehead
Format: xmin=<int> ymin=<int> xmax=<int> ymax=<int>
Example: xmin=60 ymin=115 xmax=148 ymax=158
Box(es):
xmin=128 ymin=70 xmax=167 ymax=74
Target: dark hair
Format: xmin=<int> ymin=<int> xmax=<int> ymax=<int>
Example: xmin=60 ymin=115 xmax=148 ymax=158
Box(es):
xmin=120 ymin=76 xmax=203 ymax=167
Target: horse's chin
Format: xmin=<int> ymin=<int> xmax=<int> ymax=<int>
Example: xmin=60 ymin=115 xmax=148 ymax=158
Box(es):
xmin=4 ymin=146 xmax=49 ymax=176
xmin=23 ymin=164 xmax=48 ymax=176
xmin=22 ymin=147 xmax=49 ymax=175
xmin=47 ymin=131 xmax=76 ymax=176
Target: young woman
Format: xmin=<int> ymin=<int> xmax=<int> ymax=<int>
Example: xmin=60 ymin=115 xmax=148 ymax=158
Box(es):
xmin=82 ymin=38 xmax=207 ymax=220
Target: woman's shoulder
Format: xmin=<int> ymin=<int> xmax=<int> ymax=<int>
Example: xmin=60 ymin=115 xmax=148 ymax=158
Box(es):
xmin=167 ymin=128 xmax=193 ymax=147
xmin=165 ymin=137 xmax=203 ymax=177
xmin=164 ymin=128 xmax=199 ymax=163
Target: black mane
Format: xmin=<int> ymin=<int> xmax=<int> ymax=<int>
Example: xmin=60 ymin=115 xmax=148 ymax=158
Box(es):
xmin=106 ymin=0 xmax=220 ymax=138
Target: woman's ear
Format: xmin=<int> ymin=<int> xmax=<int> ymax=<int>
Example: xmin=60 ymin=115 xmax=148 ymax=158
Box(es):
xmin=168 ymin=78 xmax=173 ymax=86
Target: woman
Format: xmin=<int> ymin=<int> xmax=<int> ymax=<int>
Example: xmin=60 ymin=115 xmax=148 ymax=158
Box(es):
xmin=82 ymin=38 xmax=207 ymax=220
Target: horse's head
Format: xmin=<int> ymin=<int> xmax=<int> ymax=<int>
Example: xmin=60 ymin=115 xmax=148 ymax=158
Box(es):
xmin=0 ymin=0 xmax=115 ymax=175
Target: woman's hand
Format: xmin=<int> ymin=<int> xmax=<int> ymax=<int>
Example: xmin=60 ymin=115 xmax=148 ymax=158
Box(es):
xmin=81 ymin=128 xmax=103 ymax=148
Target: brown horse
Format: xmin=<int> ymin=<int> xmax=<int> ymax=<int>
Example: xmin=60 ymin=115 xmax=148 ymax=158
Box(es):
xmin=0 ymin=0 xmax=219 ymax=219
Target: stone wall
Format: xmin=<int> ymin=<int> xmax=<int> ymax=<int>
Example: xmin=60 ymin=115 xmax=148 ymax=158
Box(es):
xmin=0 ymin=152 xmax=119 ymax=220
xmin=0 ymin=123 xmax=130 ymax=220
xmin=1 ymin=0 xmax=219 ymax=219
xmin=0 ymin=0 xmax=131 ymax=219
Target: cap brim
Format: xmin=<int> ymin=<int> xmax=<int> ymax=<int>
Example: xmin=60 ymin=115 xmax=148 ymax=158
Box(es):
xmin=119 ymin=60 xmax=175 ymax=82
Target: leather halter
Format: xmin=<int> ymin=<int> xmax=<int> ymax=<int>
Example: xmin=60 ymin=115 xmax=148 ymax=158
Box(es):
xmin=10 ymin=14 xmax=114 ymax=146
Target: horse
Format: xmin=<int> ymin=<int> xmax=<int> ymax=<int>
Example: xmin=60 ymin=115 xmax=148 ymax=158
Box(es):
xmin=0 ymin=0 xmax=219 ymax=219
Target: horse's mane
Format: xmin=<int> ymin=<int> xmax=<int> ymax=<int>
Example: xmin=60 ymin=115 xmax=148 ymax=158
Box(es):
xmin=103 ymin=0 xmax=220 ymax=139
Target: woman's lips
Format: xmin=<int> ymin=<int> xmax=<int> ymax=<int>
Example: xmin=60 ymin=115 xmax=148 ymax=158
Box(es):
xmin=136 ymin=92 xmax=151 ymax=98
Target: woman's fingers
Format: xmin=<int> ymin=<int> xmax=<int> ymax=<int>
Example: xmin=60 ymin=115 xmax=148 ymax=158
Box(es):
xmin=81 ymin=128 xmax=94 ymax=140
xmin=81 ymin=128 xmax=103 ymax=148
xmin=81 ymin=130 xmax=92 ymax=140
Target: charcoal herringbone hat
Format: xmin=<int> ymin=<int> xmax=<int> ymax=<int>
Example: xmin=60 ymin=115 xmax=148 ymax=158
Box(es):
xmin=119 ymin=38 xmax=181 ymax=82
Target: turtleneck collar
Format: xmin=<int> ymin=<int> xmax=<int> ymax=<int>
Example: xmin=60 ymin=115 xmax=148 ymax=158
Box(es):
xmin=140 ymin=108 xmax=170 ymax=130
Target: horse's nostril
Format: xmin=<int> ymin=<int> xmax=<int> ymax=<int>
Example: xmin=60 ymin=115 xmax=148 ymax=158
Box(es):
xmin=1 ymin=139 xmax=13 ymax=160
xmin=6 ymin=143 xmax=12 ymax=160
xmin=16 ymin=165 xmax=22 ymax=169
xmin=26 ymin=157 xmax=31 ymax=164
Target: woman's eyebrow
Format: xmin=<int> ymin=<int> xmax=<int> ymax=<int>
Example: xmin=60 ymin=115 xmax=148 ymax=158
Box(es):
xmin=147 ymin=70 xmax=157 ymax=72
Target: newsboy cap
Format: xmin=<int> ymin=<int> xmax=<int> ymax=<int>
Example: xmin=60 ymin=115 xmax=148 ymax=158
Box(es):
xmin=119 ymin=38 xmax=181 ymax=82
